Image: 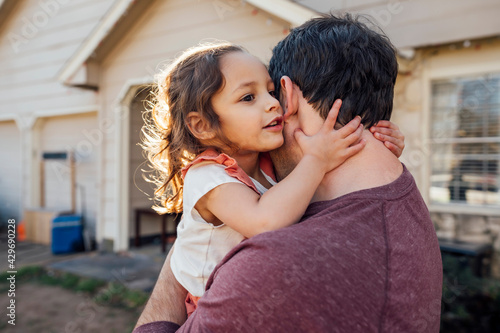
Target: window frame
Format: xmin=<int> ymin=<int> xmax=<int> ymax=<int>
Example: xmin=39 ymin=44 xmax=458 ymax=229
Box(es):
xmin=422 ymin=48 xmax=500 ymax=216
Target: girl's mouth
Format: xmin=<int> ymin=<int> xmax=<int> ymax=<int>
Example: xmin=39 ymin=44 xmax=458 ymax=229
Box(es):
xmin=264 ymin=116 xmax=283 ymax=130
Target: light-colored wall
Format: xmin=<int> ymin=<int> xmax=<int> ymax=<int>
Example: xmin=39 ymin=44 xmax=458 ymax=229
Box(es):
xmin=98 ymin=0 xmax=293 ymax=249
xmin=0 ymin=121 xmax=22 ymax=221
xmin=296 ymin=0 xmax=500 ymax=49
xmin=0 ymin=0 xmax=114 ymax=114
xmin=0 ymin=0 xmax=114 ymax=232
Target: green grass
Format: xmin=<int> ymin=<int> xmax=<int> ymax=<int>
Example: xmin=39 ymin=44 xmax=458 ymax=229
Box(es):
xmin=94 ymin=282 xmax=149 ymax=309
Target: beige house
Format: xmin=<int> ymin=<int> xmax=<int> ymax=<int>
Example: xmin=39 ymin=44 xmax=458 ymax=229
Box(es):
xmin=1 ymin=0 xmax=499 ymax=269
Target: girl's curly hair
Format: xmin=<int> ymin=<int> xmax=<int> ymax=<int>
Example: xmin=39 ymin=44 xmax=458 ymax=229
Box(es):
xmin=142 ymin=42 xmax=245 ymax=214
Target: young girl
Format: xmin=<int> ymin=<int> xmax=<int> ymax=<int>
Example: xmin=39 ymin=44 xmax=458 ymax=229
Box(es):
xmin=143 ymin=42 xmax=403 ymax=315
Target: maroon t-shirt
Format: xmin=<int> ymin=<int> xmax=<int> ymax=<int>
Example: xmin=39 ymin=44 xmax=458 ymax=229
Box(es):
xmin=135 ymin=165 xmax=443 ymax=332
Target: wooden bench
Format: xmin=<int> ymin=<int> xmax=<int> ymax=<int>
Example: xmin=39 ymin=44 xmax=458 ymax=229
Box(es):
xmin=134 ymin=208 xmax=182 ymax=253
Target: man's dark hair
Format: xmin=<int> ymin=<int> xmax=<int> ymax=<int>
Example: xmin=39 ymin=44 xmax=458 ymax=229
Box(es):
xmin=268 ymin=13 xmax=398 ymax=128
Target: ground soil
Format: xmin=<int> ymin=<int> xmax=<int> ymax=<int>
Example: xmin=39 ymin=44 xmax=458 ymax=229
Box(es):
xmin=0 ymin=283 xmax=143 ymax=333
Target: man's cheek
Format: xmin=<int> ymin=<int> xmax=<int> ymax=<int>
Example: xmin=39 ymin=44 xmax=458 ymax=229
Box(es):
xmin=283 ymin=125 xmax=302 ymax=160
xmin=283 ymin=122 xmax=297 ymax=145
xmin=299 ymin=114 xmax=323 ymax=136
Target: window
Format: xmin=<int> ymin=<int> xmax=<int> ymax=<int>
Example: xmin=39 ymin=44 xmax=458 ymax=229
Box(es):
xmin=430 ymin=73 xmax=500 ymax=207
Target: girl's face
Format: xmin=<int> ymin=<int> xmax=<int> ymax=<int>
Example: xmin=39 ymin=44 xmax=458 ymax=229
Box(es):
xmin=211 ymin=51 xmax=284 ymax=155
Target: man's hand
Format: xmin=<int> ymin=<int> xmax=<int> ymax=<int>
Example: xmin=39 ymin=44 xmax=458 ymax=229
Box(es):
xmin=370 ymin=120 xmax=405 ymax=157
xmin=134 ymin=246 xmax=187 ymax=330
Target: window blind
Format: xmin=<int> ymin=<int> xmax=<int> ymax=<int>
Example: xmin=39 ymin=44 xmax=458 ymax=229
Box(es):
xmin=430 ymin=74 xmax=500 ymax=206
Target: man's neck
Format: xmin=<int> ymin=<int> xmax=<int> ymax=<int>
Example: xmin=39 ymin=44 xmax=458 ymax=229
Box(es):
xmin=312 ymin=130 xmax=404 ymax=203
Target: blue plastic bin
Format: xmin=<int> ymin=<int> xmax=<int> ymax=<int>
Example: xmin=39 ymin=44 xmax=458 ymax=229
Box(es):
xmin=51 ymin=215 xmax=84 ymax=254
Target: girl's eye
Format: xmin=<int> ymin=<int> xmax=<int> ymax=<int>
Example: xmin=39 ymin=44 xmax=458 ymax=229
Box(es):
xmin=269 ymin=90 xmax=276 ymax=98
xmin=241 ymin=94 xmax=254 ymax=102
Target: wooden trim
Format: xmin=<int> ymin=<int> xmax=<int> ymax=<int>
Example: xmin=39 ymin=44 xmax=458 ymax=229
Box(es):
xmin=427 ymin=54 xmax=500 ymax=80
xmin=2 ymin=105 xmax=97 ymax=128
xmin=116 ymin=78 xmax=152 ymax=106
xmin=34 ymin=105 xmax=99 ymax=119
xmin=246 ymin=0 xmax=318 ymax=27
xmin=115 ymin=99 xmax=131 ymax=251
xmin=421 ymin=64 xmax=431 ymax=204
xmin=0 ymin=113 xmax=17 ymax=122
xmin=40 ymin=160 xmax=45 ymax=208
xmin=57 ymin=0 xmax=138 ymax=83
xmin=58 ymin=0 xmax=316 ymax=85
xmin=113 ymin=80 xmax=141 ymax=250
xmin=112 ymin=78 xmax=153 ymax=250
xmin=429 ymin=204 xmax=500 ymax=217
xmin=70 ymin=152 xmax=76 ymax=213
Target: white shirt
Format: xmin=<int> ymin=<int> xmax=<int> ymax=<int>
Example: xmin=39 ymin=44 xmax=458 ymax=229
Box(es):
xmin=170 ymin=161 xmax=276 ymax=297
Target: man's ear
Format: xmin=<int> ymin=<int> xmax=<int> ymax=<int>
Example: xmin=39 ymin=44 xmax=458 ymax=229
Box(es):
xmin=280 ymin=76 xmax=298 ymax=120
xmin=186 ymin=112 xmax=216 ymax=141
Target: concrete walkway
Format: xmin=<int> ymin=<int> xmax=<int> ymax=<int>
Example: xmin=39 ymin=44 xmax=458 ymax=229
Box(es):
xmin=0 ymin=241 xmax=87 ymax=272
xmin=49 ymin=245 xmax=170 ymax=291
xmin=1 ymin=240 xmax=170 ymax=292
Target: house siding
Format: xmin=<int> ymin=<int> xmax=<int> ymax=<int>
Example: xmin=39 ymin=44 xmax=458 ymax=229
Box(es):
xmin=295 ymin=0 xmax=500 ymax=49
xmin=98 ymin=0 xmax=292 ymax=249
xmin=0 ymin=0 xmax=114 ymax=233
xmin=0 ymin=0 xmax=115 ymax=114
xmin=0 ymin=121 xmax=22 ymax=221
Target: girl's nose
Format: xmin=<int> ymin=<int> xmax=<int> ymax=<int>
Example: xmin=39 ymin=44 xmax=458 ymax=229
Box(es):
xmin=266 ymin=94 xmax=281 ymax=113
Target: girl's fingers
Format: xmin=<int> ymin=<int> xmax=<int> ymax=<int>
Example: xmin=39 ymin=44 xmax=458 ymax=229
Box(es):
xmin=371 ymin=127 xmax=393 ymax=136
xmin=337 ymin=116 xmax=362 ymax=138
xmin=344 ymin=139 xmax=366 ymax=158
xmin=371 ymin=126 xmax=404 ymax=140
xmin=384 ymin=141 xmax=402 ymax=157
xmin=373 ymin=132 xmax=400 ymax=144
xmin=373 ymin=132 xmax=405 ymax=157
xmin=374 ymin=132 xmax=405 ymax=150
xmin=370 ymin=120 xmax=399 ymax=131
xmin=343 ymin=124 xmax=364 ymax=146
xmin=323 ymin=99 xmax=342 ymax=130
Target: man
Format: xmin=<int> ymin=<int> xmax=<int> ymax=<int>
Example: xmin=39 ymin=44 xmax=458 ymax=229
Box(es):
xmin=134 ymin=14 xmax=442 ymax=332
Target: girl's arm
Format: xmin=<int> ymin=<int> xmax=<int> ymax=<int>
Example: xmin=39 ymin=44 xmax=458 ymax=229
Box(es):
xmin=370 ymin=120 xmax=405 ymax=157
xmin=202 ymin=100 xmax=365 ymax=238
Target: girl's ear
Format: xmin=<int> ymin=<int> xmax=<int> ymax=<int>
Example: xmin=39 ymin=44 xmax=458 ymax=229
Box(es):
xmin=186 ymin=112 xmax=216 ymax=140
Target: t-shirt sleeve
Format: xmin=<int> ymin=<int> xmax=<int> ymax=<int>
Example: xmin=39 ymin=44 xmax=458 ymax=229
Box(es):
xmin=182 ymin=162 xmax=242 ymax=210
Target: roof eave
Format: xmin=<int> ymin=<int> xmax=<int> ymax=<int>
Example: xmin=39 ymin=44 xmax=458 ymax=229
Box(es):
xmin=58 ymin=0 xmax=317 ymax=86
